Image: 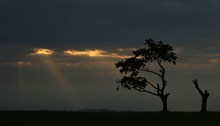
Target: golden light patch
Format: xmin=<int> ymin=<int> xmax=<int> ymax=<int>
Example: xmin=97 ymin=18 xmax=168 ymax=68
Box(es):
xmin=31 ymin=48 xmax=54 ymax=56
xmin=64 ymin=49 xmax=131 ymax=59
xmin=64 ymin=49 xmax=106 ymax=57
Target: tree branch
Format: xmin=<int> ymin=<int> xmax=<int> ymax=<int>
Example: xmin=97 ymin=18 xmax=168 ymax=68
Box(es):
xmin=135 ymin=88 xmax=159 ymax=96
xmin=157 ymin=60 xmax=167 ymax=93
xmin=147 ymin=81 xmax=159 ymax=90
xmin=156 ymin=83 xmax=161 ymax=95
xmin=140 ymin=68 xmax=162 ymax=77
xmin=157 ymin=60 xmax=165 ymax=74
xmin=193 ymin=79 xmax=204 ymax=96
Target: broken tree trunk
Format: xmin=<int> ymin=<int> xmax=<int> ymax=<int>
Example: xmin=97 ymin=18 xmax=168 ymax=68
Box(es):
xmin=193 ymin=79 xmax=210 ymax=112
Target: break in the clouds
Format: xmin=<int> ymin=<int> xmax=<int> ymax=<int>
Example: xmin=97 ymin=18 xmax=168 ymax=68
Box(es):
xmin=64 ymin=49 xmax=131 ymax=59
xmin=31 ymin=48 xmax=54 ymax=56
xmin=29 ymin=48 xmax=131 ymax=59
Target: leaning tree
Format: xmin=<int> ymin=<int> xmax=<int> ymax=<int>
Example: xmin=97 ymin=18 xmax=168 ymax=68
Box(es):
xmin=115 ymin=39 xmax=177 ymax=112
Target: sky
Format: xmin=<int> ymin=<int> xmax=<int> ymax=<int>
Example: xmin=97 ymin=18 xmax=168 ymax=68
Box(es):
xmin=1 ymin=0 xmax=220 ymax=111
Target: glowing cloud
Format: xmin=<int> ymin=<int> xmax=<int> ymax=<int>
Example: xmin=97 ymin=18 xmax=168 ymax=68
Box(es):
xmin=31 ymin=48 xmax=54 ymax=56
xmin=64 ymin=49 xmax=131 ymax=59
xmin=64 ymin=49 xmax=106 ymax=57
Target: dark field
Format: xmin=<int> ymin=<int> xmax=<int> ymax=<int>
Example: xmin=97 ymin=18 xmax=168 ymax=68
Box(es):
xmin=0 ymin=111 xmax=220 ymax=126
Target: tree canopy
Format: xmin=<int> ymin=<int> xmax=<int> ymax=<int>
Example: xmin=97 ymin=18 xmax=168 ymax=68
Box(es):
xmin=115 ymin=38 xmax=177 ymax=112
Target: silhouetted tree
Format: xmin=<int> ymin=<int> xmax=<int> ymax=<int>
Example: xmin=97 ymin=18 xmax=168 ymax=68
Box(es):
xmin=115 ymin=39 xmax=177 ymax=112
xmin=193 ymin=79 xmax=210 ymax=112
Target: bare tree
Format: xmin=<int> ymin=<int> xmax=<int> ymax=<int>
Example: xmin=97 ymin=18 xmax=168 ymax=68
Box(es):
xmin=115 ymin=39 xmax=177 ymax=112
xmin=193 ymin=79 xmax=210 ymax=112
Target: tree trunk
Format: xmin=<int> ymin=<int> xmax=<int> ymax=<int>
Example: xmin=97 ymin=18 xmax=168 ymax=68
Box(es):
xmin=193 ymin=79 xmax=210 ymax=112
xmin=201 ymin=91 xmax=209 ymax=112
xmin=201 ymin=97 xmax=207 ymax=112
xmin=160 ymin=94 xmax=169 ymax=112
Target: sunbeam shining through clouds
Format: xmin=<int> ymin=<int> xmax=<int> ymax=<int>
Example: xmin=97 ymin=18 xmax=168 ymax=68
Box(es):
xmin=17 ymin=61 xmax=25 ymax=100
xmin=42 ymin=57 xmax=71 ymax=92
xmin=30 ymin=48 xmax=72 ymax=92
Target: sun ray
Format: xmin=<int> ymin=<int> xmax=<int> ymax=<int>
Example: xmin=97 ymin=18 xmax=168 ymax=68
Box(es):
xmin=30 ymin=48 xmax=72 ymax=92
xmin=42 ymin=57 xmax=71 ymax=92
xmin=16 ymin=61 xmax=25 ymax=100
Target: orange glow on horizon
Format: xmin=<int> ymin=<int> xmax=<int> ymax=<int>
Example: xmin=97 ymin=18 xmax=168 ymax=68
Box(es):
xmin=31 ymin=48 xmax=54 ymax=56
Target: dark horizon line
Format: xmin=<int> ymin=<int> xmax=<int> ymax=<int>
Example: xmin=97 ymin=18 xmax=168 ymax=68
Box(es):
xmin=0 ymin=109 xmax=218 ymax=113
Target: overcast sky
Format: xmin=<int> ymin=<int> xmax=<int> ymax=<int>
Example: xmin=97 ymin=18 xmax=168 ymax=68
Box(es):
xmin=1 ymin=0 xmax=220 ymax=111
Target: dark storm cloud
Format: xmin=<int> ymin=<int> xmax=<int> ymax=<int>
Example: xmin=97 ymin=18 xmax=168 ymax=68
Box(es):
xmin=1 ymin=0 xmax=220 ymax=49
xmin=0 ymin=0 xmax=75 ymax=46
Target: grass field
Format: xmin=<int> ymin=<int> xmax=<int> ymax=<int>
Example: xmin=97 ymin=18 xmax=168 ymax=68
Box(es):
xmin=0 ymin=111 xmax=220 ymax=126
